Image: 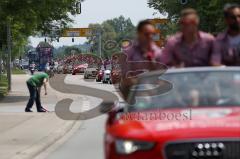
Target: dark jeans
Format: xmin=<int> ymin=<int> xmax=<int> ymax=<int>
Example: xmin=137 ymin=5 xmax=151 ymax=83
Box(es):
xmin=26 ymin=82 xmax=43 ymax=111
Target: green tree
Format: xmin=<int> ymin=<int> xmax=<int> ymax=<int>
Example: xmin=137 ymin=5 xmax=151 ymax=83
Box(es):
xmin=148 ymin=0 xmax=240 ymax=34
xmin=0 ymin=0 xmax=81 ymax=59
xmin=87 ymin=16 xmax=136 ymax=58
xmin=105 ymin=16 xmax=136 ymax=42
xmin=64 ymin=46 xmax=82 ymax=56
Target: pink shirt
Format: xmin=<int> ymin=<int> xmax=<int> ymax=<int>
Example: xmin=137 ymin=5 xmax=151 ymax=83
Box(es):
xmin=161 ymin=31 xmax=215 ymax=67
xmin=124 ymin=42 xmax=162 ymax=62
xmin=213 ymin=31 xmax=240 ymax=66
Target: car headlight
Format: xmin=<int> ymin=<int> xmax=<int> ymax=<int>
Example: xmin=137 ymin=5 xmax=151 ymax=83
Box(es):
xmin=115 ymin=139 xmax=155 ymax=155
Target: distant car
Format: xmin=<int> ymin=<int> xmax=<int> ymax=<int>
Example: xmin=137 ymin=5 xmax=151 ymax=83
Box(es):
xmin=53 ymin=62 xmax=59 ymax=72
xmin=102 ymin=69 xmax=111 ymax=84
xmin=56 ymin=64 xmax=64 ymax=74
xmin=96 ymin=69 xmax=104 ymax=82
xmin=63 ymin=64 xmax=74 ymax=74
xmin=104 ymin=67 xmax=240 ymax=159
xmin=21 ymin=59 xmax=29 ymax=69
xmin=84 ymin=67 xmax=98 ymax=79
xmin=72 ymin=64 xmax=88 ymax=75
xmin=110 ymin=69 xmax=121 ymax=84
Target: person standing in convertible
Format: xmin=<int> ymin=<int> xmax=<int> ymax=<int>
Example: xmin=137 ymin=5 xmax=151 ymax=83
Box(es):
xmin=25 ymin=72 xmax=49 ymax=112
xmin=124 ymin=20 xmax=162 ymax=62
xmin=212 ymin=3 xmax=240 ymax=66
xmin=161 ymin=8 xmax=216 ymax=67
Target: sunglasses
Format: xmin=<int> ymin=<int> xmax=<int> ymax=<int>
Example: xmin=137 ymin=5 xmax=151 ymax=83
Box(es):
xmin=179 ymin=19 xmax=198 ymax=25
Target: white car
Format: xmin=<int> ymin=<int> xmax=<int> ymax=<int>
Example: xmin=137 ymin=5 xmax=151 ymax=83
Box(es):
xmin=102 ymin=69 xmax=111 ymax=84
xmin=84 ymin=67 xmax=98 ymax=79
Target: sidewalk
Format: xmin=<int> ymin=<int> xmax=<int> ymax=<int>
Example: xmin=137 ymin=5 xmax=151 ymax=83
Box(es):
xmin=0 ymin=74 xmax=83 ymax=159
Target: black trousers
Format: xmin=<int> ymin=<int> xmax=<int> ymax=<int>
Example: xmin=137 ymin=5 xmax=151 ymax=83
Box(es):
xmin=26 ymin=82 xmax=43 ymax=111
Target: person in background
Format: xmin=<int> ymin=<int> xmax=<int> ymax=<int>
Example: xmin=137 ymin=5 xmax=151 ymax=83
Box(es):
xmin=103 ymin=57 xmax=111 ymax=70
xmin=25 ymin=72 xmax=49 ymax=112
xmin=212 ymin=3 xmax=240 ymax=66
xmin=161 ymin=8 xmax=215 ymax=67
xmin=124 ymin=20 xmax=162 ymax=62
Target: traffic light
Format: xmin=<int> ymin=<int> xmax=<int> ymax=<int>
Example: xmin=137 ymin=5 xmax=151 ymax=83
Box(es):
xmin=180 ymin=0 xmax=188 ymax=5
xmin=76 ymin=1 xmax=81 ymax=14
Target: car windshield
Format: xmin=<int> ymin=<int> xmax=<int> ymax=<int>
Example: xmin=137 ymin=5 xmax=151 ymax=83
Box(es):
xmin=129 ymin=70 xmax=240 ymax=112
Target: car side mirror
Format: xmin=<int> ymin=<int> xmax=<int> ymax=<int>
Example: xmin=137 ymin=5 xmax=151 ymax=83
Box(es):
xmin=107 ymin=102 xmax=126 ymax=125
xmin=108 ymin=101 xmax=126 ymax=115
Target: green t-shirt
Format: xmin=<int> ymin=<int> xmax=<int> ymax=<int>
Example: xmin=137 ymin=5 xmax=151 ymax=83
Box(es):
xmin=27 ymin=73 xmax=49 ymax=87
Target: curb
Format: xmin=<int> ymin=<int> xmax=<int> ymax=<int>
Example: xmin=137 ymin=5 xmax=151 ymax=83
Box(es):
xmin=10 ymin=120 xmax=82 ymax=159
xmin=33 ymin=120 xmax=83 ymax=159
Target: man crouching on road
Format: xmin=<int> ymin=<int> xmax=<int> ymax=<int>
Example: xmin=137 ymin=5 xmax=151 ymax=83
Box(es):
xmin=25 ymin=72 xmax=49 ymax=112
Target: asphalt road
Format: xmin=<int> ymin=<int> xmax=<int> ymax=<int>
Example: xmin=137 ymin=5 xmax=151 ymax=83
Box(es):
xmin=46 ymin=74 xmax=119 ymax=159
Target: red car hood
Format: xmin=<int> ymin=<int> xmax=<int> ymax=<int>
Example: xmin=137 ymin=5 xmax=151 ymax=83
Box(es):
xmin=74 ymin=64 xmax=88 ymax=69
xmin=108 ymin=107 xmax=240 ymax=141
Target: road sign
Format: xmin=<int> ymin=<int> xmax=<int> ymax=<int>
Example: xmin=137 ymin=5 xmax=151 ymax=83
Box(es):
xmin=62 ymin=28 xmax=92 ymax=37
xmin=149 ymin=18 xmax=168 ymax=33
xmin=149 ymin=18 xmax=169 ymax=47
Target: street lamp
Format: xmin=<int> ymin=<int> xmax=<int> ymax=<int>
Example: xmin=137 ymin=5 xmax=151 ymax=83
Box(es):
xmin=76 ymin=0 xmax=82 ymax=14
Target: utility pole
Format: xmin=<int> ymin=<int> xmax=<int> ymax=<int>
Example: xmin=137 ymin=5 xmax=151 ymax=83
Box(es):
xmin=6 ymin=22 xmax=12 ymax=91
xmin=98 ymin=33 xmax=102 ymax=58
xmin=0 ymin=46 xmax=2 ymax=80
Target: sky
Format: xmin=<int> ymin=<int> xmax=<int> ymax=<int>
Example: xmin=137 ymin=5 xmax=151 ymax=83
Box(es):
xmin=29 ymin=0 xmax=163 ymax=48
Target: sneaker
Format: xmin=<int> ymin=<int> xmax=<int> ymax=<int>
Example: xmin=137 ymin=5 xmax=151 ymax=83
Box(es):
xmin=37 ymin=109 xmax=47 ymax=113
xmin=25 ymin=109 xmax=33 ymax=112
xmin=37 ymin=107 xmax=49 ymax=113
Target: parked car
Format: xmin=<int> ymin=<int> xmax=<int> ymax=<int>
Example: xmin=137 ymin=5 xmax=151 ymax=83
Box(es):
xmin=104 ymin=67 xmax=240 ymax=159
xmin=72 ymin=63 xmax=88 ymax=75
xmin=84 ymin=67 xmax=98 ymax=79
xmin=102 ymin=69 xmax=111 ymax=84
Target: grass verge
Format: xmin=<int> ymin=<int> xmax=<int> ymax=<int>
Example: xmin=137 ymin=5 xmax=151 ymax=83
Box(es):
xmin=0 ymin=75 xmax=8 ymax=100
xmin=12 ymin=67 xmax=26 ymax=74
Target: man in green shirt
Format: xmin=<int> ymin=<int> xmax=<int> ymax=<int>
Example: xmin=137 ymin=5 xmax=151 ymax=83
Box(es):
xmin=25 ymin=73 xmax=49 ymax=112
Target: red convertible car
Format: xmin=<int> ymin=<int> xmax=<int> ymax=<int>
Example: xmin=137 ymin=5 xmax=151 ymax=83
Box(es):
xmin=104 ymin=67 xmax=240 ymax=159
xmin=72 ymin=63 xmax=88 ymax=75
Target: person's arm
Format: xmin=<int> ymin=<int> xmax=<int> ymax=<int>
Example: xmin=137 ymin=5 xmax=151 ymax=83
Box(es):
xmin=43 ymin=78 xmax=48 ymax=95
xmin=210 ymin=39 xmax=223 ymax=66
xmin=160 ymin=39 xmax=175 ymax=67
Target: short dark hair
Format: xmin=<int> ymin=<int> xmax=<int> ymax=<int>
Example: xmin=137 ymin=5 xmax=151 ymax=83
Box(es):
xmin=137 ymin=20 xmax=154 ymax=32
xmin=224 ymin=3 xmax=240 ymax=17
xmin=180 ymin=8 xmax=198 ymax=18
